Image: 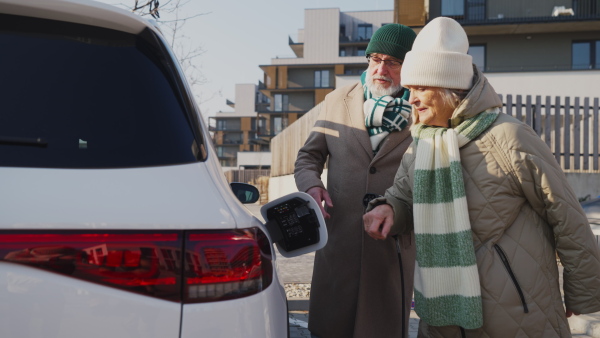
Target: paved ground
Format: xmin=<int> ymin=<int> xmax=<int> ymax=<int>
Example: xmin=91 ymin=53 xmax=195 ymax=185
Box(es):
xmin=245 ymin=203 xmax=418 ymax=337
xmin=288 ymin=310 xmax=420 ymax=338
xmin=245 ymin=203 xmax=600 ymax=338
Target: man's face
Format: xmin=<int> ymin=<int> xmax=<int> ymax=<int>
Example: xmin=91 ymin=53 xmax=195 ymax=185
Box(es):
xmin=366 ymin=53 xmax=403 ymax=97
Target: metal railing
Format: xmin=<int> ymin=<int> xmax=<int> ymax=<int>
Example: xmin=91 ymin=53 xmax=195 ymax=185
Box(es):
xmin=428 ymin=1 xmax=600 ymax=26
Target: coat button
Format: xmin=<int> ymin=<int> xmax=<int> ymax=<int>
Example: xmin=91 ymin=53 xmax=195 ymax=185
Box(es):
xmin=369 ymin=167 xmax=377 ymax=174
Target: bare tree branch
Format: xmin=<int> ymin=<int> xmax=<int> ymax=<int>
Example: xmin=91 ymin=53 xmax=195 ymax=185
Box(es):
xmin=125 ymin=0 xmax=218 ymax=121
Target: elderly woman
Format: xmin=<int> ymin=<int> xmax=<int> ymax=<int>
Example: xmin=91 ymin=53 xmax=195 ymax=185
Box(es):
xmin=363 ymin=17 xmax=600 ymax=337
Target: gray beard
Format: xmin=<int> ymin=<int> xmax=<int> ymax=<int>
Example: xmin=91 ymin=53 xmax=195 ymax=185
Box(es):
xmin=367 ymin=73 xmax=402 ymax=97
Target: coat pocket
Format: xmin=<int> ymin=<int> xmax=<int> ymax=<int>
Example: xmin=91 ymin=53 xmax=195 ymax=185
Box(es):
xmin=494 ymin=244 xmax=529 ymax=313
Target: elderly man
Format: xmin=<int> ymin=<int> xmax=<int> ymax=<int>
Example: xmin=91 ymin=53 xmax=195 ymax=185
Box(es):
xmin=294 ymin=24 xmax=416 ymax=338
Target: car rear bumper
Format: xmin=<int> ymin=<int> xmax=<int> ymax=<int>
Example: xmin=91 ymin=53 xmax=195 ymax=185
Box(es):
xmin=0 ymin=262 xmax=288 ymax=338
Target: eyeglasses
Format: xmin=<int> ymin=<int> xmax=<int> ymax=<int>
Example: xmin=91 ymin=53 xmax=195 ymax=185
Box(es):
xmin=367 ymin=55 xmax=403 ymax=70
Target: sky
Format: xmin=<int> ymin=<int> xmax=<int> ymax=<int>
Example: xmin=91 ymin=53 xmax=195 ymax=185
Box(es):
xmin=97 ymin=0 xmax=393 ymax=119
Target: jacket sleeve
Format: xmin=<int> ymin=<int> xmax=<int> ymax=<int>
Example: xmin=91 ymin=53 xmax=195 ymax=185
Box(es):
xmin=506 ymin=125 xmax=600 ymax=314
xmin=294 ymin=101 xmax=330 ymax=193
xmin=366 ymin=144 xmax=415 ymax=236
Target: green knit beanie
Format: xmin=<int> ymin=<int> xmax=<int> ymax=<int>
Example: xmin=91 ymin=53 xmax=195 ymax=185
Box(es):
xmin=365 ymin=24 xmax=416 ymax=61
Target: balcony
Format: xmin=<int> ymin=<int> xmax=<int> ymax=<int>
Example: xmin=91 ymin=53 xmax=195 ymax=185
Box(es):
xmin=289 ymin=36 xmax=303 ymax=58
xmin=222 ymin=138 xmax=243 ymax=145
xmin=339 ymin=36 xmax=371 ymax=45
xmin=256 ymin=109 xmax=308 ymax=115
xmin=424 ymin=0 xmax=600 ymax=34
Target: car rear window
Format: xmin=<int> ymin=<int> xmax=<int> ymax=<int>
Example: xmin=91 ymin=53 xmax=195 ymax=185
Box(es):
xmin=0 ymin=14 xmax=206 ymax=168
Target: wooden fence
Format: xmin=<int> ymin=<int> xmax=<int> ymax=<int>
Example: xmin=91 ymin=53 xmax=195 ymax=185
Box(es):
xmin=224 ymin=169 xmax=271 ymax=183
xmin=270 ymin=95 xmax=600 ymax=177
xmin=224 ymin=169 xmax=271 ymax=204
xmin=270 ymin=102 xmax=324 ymax=177
xmin=501 ymin=95 xmax=599 ymax=172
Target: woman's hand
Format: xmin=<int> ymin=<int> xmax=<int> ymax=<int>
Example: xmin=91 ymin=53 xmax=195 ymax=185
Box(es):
xmin=363 ymin=204 xmax=394 ymax=240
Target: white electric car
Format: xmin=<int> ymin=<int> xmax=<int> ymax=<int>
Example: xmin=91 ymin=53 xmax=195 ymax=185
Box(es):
xmin=0 ymin=1 xmax=325 ymax=337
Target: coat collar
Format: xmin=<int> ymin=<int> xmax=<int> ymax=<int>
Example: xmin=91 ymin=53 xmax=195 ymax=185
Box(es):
xmin=344 ymin=84 xmax=373 ymax=158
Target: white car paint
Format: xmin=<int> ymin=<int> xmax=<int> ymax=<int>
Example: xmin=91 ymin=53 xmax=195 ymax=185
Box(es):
xmin=0 ymin=0 xmax=324 ymax=337
xmin=0 ymin=164 xmax=254 ymax=230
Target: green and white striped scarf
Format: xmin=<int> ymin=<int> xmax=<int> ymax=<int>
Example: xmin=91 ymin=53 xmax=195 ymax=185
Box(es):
xmin=411 ymin=107 xmax=499 ymax=329
xmin=361 ymin=71 xmax=411 ymax=152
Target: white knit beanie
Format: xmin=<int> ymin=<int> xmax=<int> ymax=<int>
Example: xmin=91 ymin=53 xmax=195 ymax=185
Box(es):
xmin=401 ymin=17 xmax=473 ymax=90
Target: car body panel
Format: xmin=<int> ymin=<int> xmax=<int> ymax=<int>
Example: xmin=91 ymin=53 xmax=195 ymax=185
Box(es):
xmin=0 ymin=262 xmax=181 ymax=338
xmin=180 ymin=278 xmax=288 ymax=338
xmin=1 ymin=0 xmax=148 ymax=34
xmin=0 ymin=0 xmax=325 ymax=336
xmin=0 ymin=262 xmax=288 ymax=338
xmin=0 ymin=164 xmax=252 ymax=230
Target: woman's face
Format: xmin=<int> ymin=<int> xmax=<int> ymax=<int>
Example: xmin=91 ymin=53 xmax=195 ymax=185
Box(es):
xmin=407 ymin=86 xmax=455 ymax=127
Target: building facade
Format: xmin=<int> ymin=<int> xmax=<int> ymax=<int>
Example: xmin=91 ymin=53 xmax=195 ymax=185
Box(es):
xmin=208 ymin=84 xmax=270 ymax=170
xmin=257 ymin=8 xmax=394 ymax=145
xmin=394 ymin=0 xmax=600 ymax=99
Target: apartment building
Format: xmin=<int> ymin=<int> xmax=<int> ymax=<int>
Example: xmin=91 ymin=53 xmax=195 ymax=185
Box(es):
xmin=257 ymin=8 xmax=394 ymax=145
xmin=208 ymin=84 xmax=270 ymax=170
xmin=395 ymin=0 xmax=600 ymax=98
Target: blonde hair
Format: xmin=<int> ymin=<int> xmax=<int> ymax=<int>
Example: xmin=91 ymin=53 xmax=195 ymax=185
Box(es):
xmin=410 ymin=88 xmax=467 ymax=125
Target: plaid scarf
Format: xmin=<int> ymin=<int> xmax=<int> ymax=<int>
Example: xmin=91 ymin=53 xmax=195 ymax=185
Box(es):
xmin=411 ymin=108 xmax=499 ymax=329
xmin=361 ymin=71 xmax=411 ymax=152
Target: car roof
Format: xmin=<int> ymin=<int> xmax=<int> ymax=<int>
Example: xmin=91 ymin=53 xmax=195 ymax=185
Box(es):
xmin=0 ymin=0 xmax=154 ymax=34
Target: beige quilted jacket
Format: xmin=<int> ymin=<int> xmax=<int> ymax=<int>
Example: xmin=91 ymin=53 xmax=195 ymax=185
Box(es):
xmin=382 ymin=68 xmax=600 ymax=337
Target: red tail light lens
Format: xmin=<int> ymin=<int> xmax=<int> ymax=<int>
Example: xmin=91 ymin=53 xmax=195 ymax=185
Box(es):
xmin=0 ymin=228 xmax=272 ymax=303
xmin=185 ymin=228 xmax=273 ymax=303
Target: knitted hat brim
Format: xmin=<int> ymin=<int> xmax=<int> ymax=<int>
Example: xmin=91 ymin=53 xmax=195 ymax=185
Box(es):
xmin=366 ymin=40 xmax=411 ymax=61
xmin=401 ymin=50 xmax=474 ymax=90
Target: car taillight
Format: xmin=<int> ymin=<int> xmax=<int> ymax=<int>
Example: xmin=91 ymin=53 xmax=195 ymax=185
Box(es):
xmin=0 ymin=228 xmax=272 ymax=303
xmin=185 ymin=229 xmax=273 ymax=303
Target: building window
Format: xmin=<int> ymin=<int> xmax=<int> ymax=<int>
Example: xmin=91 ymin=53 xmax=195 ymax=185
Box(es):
xmin=217 ymin=146 xmax=237 ymax=158
xmin=345 ymin=68 xmax=363 ymax=75
xmin=574 ymin=0 xmax=599 ymax=16
xmin=358 ymin=24 xmax=372 ymax=40
xmin=223 ymin=132 xmax=242 ymax=145
xmin=572 ymin=40 xmax=600 ymax=69
xmin=315 ymin=70 xmax=330 ymax=88
xmin=217 ymin=119 xmax=240 ymax=131
xmin=274 ymin=94 xmax=289 ymax=112
xmin=442 ymin=0 xmax=464 ymax=17
xmin=468 ymin=45 xmax=485 ymax=72
xmin=339 ymin=48 xmax=346 ymax=57
xmin=257 ymin=118 xmax=267 ymax=134
xmin=256 ymin=91 xmax=269 ymax=104
xmin=273 ymin=116 xmax=284 ymax=135
xmin=466 ymin=0 xmax=485 ymax=20
xmin=358 ymin=47 xmax=366 ymax=56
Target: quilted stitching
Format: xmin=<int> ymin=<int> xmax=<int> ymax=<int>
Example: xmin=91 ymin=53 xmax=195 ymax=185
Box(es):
xmin=418 ymin=114 xmax=600 ymax=337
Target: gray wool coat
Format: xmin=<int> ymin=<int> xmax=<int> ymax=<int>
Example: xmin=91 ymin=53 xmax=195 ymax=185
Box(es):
xmin=294 ymin=82 xmax=415 ymax=338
